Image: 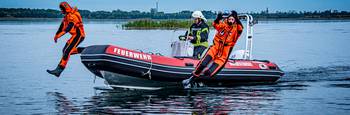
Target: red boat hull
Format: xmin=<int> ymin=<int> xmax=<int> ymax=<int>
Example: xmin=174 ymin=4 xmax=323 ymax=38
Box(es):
xmin=81 ymin=45 xmax=284 ymax=87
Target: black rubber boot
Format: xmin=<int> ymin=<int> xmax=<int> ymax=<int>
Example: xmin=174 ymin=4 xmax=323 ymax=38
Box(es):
xmin=47 ymin=66 xmax=64 ymax=77
xmin=182 ymin=76 xmax=197 ymax=89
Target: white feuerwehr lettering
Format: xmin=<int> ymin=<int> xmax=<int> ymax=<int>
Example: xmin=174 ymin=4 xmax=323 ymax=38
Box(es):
xmin=113 ymin=48 xmax=152 ymax=60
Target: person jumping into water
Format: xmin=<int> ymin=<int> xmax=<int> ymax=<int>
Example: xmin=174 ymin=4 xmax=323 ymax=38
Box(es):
xmin=47 ymin=2 xmax=85 ymax=77
xmin=182 ymin=10 xmax=243 ymax=88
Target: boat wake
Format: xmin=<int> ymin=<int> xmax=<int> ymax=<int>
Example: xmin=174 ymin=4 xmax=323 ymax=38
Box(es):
xmin=280 ymin=65 xmax=350 ymax=82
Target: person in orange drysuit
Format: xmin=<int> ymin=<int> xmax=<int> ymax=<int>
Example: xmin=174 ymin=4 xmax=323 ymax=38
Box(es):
xmin=182 ymin=10 xmax=243 ymax=88
xmin=47 ymin=2 xmax=85 ymax=77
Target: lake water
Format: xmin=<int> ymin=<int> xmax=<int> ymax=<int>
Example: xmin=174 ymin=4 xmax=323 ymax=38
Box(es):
xmin=0 ymin=19 xmax=350 ymax=114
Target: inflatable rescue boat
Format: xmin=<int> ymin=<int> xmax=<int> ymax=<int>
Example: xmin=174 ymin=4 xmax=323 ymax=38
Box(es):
xmin=80 ymin=14 xmax=284 ymax=89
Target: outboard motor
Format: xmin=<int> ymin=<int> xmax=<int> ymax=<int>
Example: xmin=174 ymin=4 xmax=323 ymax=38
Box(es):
xmin=231 ymin=50 xmax=249 ymax=59
xmin=171 ymin=35 xmax=193 ymax=58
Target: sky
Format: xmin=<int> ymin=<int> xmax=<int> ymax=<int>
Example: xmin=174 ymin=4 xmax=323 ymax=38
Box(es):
xmin=1 ymin=0 xmax=350 ymax=13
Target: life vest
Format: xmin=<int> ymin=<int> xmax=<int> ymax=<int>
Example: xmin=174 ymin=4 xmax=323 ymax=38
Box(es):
xmin=189 ymin=22 xmax=209 ymax=47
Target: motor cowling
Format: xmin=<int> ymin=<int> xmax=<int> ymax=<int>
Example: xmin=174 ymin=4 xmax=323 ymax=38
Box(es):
xmin=171 ymin=41 xmax=193 ymax=58
xmin=231 ymin=50 xmax=249 ymax=59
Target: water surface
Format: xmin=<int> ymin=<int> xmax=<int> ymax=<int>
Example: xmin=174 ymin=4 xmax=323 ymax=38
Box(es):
xmin=0 ymin=19 xmax=350 ymax=114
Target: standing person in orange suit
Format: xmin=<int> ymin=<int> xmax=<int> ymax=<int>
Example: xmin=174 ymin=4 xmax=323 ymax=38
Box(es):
xmin=47 ymin=2 xmax=85 ymax=77
xmin=182 ymin=10 xmax=243 ymax=88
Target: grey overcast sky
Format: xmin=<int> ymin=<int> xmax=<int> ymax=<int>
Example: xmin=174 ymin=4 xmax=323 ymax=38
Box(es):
xmin=1 ymin=0 xmax=350 ymax=13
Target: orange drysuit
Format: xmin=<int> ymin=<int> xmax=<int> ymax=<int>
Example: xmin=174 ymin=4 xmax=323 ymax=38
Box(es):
xmin=192 ymin=19 xmax=243 ymax=77
xmin=55 ymin=2 xmax=85 ymax=68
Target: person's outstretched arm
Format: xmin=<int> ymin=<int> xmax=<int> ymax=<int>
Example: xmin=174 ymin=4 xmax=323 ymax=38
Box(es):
xmin=213 ymin=12 xmax=224 ymax=30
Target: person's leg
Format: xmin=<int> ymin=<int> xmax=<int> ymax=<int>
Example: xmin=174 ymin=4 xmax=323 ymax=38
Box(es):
xmin=197 ymin=46 xmax=207 ymax=59
xmin=47 ymin=35 xmax=83 ymax=77
xmin=204 ymin=46 xmax=233 ymax=77
xmin=183 ymin=46 xmax=217 ymax=88
xmin=70 ymin=37 xmax=85 ymax=55
xmin=193 ymin=46 xmax=200 ymax=59
xmin=192 ymin=46 xmax=216 ymax=77
xmin=58 ymin=35 xmax=83 ymax=68
xmin=204 ymin=61 xmax=223 ymax=77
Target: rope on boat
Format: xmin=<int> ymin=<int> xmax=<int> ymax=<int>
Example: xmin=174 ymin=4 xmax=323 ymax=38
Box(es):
xmin=93 ymin=75 xmax=96 ymax=83
xmin=142 ymin=57 xmax=153 ymax=80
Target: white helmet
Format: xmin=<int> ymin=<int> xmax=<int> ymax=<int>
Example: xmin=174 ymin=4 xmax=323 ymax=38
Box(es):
xmin=192 ymin=11 xmax=207 ymax=22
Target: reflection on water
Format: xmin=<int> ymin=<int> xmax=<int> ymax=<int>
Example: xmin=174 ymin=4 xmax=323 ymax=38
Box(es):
xmin=46 ymin=81 xmax=325 ymax=114
xmin=44 ymin=64 xmax=350 ymax=114
xmin=48 ymin=85 xmax=285 ymax=114
xmin=47 ymin=92 xmax=80 ymax=114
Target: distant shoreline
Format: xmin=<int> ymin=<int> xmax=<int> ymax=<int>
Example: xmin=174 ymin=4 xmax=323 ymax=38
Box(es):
xmin=1 ymin=17 xmax=350 ymax=21
xmin=1 ymin=8 xmax=350 ymax=20
xmin=122 ymin=19 xmax=350 ymax=30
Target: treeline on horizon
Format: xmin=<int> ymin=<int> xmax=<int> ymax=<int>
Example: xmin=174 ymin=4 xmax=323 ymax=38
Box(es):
xmin=1 ymin=8 xmax=350 ymax=19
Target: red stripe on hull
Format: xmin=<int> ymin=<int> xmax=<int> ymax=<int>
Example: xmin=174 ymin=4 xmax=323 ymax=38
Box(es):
xmin=105 ymin=45 xmax=278 ymax=70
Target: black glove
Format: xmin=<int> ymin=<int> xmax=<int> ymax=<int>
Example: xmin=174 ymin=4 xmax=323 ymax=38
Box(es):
xmin=215 ymin=12 xmax=223 ymax=23
xmin=231 ymin=10 xmax=238 ymax=17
